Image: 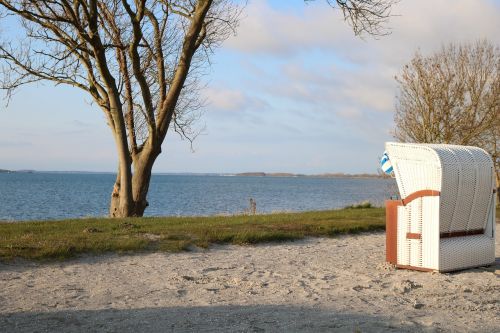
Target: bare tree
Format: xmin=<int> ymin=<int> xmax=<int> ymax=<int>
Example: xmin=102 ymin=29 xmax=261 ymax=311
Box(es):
xmin=394 ymin=40 xmax=500 ymax=201
xmin=0 ymin=0 xmax=240 ymax=218
xmin=0 ymin=0 xmax=396 ymax=218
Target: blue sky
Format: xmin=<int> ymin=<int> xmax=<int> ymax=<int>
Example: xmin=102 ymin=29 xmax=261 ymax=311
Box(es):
xmin=0 ymin=0 xmax=499 ymax=174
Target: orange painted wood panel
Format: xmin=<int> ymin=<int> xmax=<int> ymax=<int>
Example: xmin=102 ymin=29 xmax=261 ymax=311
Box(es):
xmin=385 ymin=200 xmax=401 ymax=264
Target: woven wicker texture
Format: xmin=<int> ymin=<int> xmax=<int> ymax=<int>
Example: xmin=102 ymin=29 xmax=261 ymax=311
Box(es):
xmin=386 ymin=142 xmax=496 ymax=272
xmin=439 ymin=235 xmax=494 ymax=272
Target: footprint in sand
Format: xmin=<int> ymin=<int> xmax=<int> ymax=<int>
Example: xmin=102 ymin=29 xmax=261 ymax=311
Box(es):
xmin=352 ymin=284 xmax=372 ymax=292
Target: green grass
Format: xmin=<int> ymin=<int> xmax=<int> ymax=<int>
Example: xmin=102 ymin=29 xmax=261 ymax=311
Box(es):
xmin=0 ymin=208 xmax=385 ymax=261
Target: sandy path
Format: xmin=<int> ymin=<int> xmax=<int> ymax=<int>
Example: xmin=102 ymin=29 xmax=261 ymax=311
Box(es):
xmin=0 ymin=231 xmax=499 ymax=333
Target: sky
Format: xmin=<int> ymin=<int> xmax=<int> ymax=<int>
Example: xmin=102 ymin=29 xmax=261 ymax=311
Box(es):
xmin=0 ymin=0 xmax=499 ymax=174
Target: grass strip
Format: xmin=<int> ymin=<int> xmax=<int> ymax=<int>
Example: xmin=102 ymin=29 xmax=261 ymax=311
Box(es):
xmin=0 ymin=208 xmax=386 ymax=261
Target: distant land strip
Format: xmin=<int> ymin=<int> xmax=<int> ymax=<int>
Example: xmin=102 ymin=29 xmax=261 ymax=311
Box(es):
xmin=0 ymin=169 xmax=389 ymax=178
xmin=0 ymin=169 xmax=34 ymax=173
xmin=236 ymin=172 xmax=389 ymax=179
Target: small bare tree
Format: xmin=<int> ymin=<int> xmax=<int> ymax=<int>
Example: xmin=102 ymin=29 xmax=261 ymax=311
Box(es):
xmin=394 ymin=40 xmax=500 ymax=201
xmin=0 ymin=0 xmax=396 ymax=218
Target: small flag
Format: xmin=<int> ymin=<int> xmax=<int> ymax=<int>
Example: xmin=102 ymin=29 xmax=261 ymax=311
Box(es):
xmin=380 ymin=151 xmax=393 ymax=175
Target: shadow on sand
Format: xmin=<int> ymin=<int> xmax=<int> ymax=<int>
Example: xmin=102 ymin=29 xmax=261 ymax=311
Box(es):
xmin=0 ymin=304 xmax=438 ymax=333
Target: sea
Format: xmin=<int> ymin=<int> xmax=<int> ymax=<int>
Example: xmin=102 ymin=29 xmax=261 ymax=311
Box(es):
xmin=0 ymin=173 xmax=397 ymax=221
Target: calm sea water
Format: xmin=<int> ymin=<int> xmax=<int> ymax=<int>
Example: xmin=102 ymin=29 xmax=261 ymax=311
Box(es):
xmin=0 ymin=173 xmax=396 ymax=221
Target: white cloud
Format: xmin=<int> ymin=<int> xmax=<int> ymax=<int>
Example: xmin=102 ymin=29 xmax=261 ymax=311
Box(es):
xmin=191 ymin=0 xmax=500 ymax=173
xmin=203 ymin=87 xmax=247 ymax=111
xmin=228 ymin=0 xmax=500 ymax=59
xmin=218 ymin=0 xmax=500 ymax=139
xmin=203 ymin=86 xmax=270 ymax=113
xmin=226 ymin=0 xmax=352 ymax=55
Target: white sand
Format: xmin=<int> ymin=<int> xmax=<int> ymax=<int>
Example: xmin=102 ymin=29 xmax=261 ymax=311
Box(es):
xmin=1 ymin=231 xmax=498 ymax=332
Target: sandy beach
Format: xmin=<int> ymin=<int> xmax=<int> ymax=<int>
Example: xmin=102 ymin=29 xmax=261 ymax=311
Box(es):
xmin=1 ymin=231 xmax=498 ymax=333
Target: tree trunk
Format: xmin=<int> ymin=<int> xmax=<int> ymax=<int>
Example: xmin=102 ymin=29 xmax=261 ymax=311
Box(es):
xmin=109 ymin=141 xmax=160 ymax=218
xmin=109 ymin=164 xmax=136 ymax=218
xmin=108 ymin=117 xmax=134 ymax=218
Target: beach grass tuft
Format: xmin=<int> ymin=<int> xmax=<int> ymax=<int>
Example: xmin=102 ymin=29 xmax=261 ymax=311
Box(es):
xmin=0 ymin=208 xmax=386 ymax=261
xmin=344 ymin=200 xmax=374 ymax=209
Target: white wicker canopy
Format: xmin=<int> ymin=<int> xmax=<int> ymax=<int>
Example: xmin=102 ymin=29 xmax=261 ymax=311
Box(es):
xmin=385 ymin=142 xmax=496 ymax=272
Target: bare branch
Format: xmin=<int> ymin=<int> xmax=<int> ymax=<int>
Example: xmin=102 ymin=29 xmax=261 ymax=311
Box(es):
xmin=306 ymin=0 xmax=397 ymax=36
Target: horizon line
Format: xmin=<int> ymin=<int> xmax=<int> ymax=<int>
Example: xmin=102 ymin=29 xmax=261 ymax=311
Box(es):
xmin=0 ymin=169 xmax=383 ymax=177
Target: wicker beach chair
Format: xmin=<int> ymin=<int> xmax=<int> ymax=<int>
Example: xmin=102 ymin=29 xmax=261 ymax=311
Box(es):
xmin=384 ymin=142 xmax=496 ymax=272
